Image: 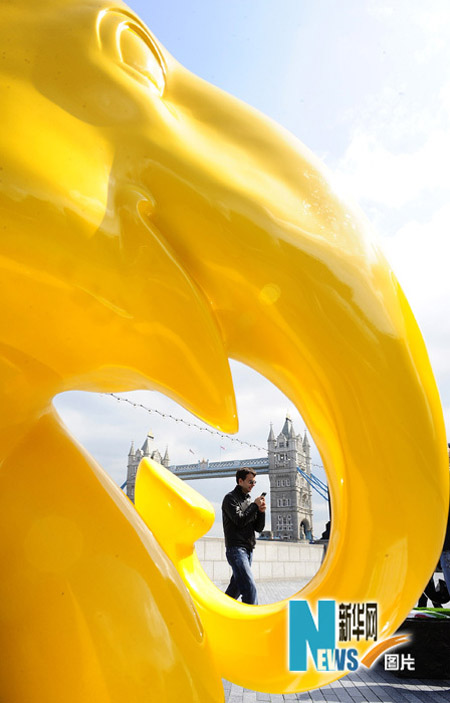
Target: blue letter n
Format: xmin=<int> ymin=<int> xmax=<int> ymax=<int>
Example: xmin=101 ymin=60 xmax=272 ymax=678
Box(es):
xmin=289 ymin=600 xmax=335 ymax=671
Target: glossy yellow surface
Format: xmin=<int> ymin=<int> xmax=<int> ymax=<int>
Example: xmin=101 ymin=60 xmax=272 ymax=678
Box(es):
xmin=0 ymin=0 xmax=447 ymax=699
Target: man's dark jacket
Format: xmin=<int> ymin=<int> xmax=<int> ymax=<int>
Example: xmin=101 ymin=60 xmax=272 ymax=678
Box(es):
xmin=222 ymin=485 xmax=265 ymax=550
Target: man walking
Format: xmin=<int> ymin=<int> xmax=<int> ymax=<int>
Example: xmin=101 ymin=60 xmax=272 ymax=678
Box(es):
xmin=222 ymin=467 xmax=266 ymax=604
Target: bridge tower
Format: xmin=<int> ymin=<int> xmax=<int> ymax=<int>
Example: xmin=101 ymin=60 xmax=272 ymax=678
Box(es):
xmin=126 ymin=430 xmax=169 ymax=502
xmin=268 ymin=416 xmax=313 ymax=541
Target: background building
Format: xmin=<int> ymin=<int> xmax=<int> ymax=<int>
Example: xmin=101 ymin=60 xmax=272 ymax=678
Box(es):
xmin=268 ymin=417 xmax=313 ymax=540
xmin=126 ymin=431 xmax=170 ymax=502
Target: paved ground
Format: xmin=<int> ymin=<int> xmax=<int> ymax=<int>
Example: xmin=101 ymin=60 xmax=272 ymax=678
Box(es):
xmin=217 ymin=580 xmax=450 ymax=703
xmin=214 ymin=577 xmax=309 ymax=605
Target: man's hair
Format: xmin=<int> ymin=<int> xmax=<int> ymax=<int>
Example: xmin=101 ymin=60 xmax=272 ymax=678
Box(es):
xmin=236 ymin=467 xmax=256 ymax=483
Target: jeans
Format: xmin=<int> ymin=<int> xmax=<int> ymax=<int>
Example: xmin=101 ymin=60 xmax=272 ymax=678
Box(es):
xmin=225 ymin=546 xmax=258 ymax=605
xmin=441 ymin=550 xmax=450 ymax=597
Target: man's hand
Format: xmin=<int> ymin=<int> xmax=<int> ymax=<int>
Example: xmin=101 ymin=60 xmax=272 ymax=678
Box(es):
xmin=254 ymin=496 xmax=266 ymax=512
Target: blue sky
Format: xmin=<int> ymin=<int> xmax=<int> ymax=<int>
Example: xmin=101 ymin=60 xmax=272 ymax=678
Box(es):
xmin=56 ymin=0 xmax=450 ymax=538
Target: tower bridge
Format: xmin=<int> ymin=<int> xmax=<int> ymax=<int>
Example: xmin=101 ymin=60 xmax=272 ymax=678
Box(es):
xmin=126 ymin=415 xmax=314 ymax=541
xmin=170 ymin=456 xmax=269 ymax=480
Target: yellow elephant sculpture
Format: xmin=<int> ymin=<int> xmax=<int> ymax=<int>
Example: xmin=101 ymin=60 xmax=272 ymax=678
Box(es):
xmin=0 ymin=0 xmax=447 ymax=701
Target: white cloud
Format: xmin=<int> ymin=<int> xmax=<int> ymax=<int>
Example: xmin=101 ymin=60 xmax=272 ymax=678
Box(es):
xmin=366 ymin=1 xmax=394 ymax=20
xmin=366 ymin=1 xmax=450 ymax=62
xmin=380 ymin=203 xmax=450 ymax=313
xmin=440 ymin=81 xmax=450 ymax=118
xmin=334 ymin=128 xmax=450 ymax=210
xmin=380 ymin=208 xmax=450 ymax=440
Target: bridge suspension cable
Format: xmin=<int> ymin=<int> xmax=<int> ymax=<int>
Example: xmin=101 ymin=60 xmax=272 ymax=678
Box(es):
xmin=297 ymin=466 xmax=329 ymax=503
xmin=108 ymin=393 xmax=326 ymax=471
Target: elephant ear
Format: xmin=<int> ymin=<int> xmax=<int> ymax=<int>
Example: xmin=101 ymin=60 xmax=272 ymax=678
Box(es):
xmin=0 ymin=0 xmax=447 ymax=697
xmin=134 ymin=111 xmax=448 ymax=693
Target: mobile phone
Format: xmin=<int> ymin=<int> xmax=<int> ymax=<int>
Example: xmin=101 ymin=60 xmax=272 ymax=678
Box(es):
xmin=260 ymin=492 xmax=267 ymax=497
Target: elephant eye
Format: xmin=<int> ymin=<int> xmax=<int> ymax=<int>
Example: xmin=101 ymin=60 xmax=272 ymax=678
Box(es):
xmin=118 ymin=23 xmax=165 ymax=95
